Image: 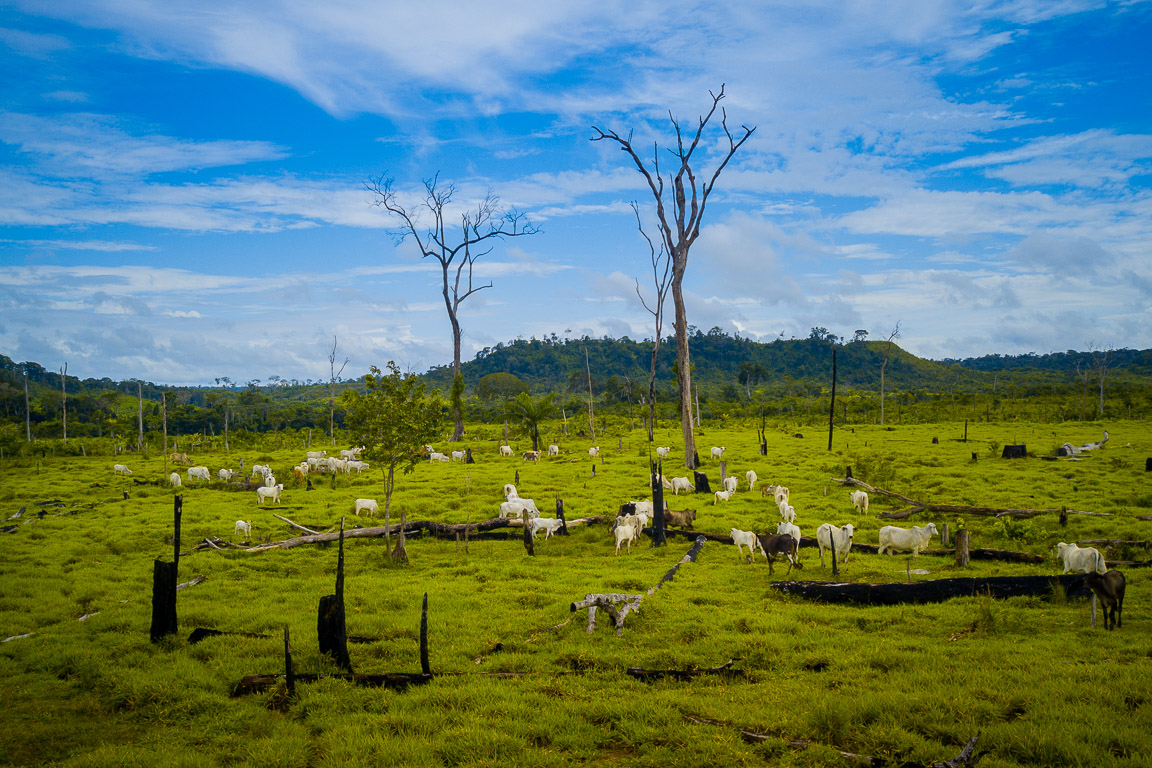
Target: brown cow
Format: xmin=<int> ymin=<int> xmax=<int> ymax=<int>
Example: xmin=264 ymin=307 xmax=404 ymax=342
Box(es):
xmin=664 ymin=508 xmax=697 ymax=529
xmin=1084 ymin=570 xmax=1125 ymax=630
xmin=756 ymin=533 xmax=802 ymax=576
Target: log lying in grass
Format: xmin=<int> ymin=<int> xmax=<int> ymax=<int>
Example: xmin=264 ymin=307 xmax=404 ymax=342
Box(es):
xmin=628 ymin=658 xmax=737 ymax=682
xmin=771 ymin=574 xmax=1092 ymax=605
xmin=835 ymin=477 xmax=1113 ymax=519
xmin=231 ymin=672 xmax=432 ymax=696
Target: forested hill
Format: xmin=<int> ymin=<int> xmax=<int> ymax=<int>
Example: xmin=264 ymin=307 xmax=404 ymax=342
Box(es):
xmin=421 ymin=331 xmax=1151 ymax=398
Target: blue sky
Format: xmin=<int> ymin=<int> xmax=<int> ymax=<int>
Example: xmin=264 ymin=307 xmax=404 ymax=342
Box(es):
xmin=0 ymin=0 xmax=1149 ymax=385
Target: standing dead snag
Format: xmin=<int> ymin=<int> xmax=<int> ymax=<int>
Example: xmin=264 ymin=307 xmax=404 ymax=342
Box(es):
xmin=150 ymin=495 xmax=181 ymax=643
xmin=593 ymin=85 xmax=754 ymax=469
xmin=317 ymin=518 xmax=352 ymax=671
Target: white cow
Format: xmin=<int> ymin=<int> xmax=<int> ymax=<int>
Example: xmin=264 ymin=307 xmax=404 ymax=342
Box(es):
xmin=613 ymin=518 xmax=639 ymax=554
xmin=779 ymin=504 xmax=796 ymax=524
xmin=169 ymin=472 xmax=182 ymax=487
xmin=714 ymin=490 xmax=732 ymax=505
xmin=776 ymin=521 xmax=802 ymax=548
xmin=353 ymin=498 xmax=379 ymax=516
xmin=218 ymin=468 xmax=234 ymax=482
xmin=500 ymin=499 xmax=541 ymax=519
xmin=877 ymin=523 xmax=938 ymax=557
xmin=588 ymin=446 xmax=600 ymax=458
xmin=710 ymin=446 xmax=726 ymax=460
xmin=850 ymin=490 xmax=869 ymax=514
xmin=1054 ymin=542 xmax=1107 ymax=575
xmin=528 ymin=517 xmax=565 ymax=540
xmin=451 ymin=450 xmax=466 ymax=462
xmin=255 ymin=484 xmax=283 ymax=505
xmin=656 ymin=446 xmax=671 ymax=459
xmin=731 ymin=528 xmax=765 ymax=562
xmin=745 ymin=470 xmax=758 ymax=491
xmin=722 ymin=476 xmax=738 ymax=494
xmin=113 ymin=464 xmax=132 ymax=475
xmin=816 ymin=523 xmax=855 ymax=567
xmin=499 ymin=445 xmax=514 ymax=457
xmin=234 ymin=520 xmax=252 ymax=539
xmin=670 ymin=477 xmax=693 ymax=495
xmin=188 ymin=466 xmax=211 ymax=482
xmin=547 ymin=444 xmax=560 ymax=457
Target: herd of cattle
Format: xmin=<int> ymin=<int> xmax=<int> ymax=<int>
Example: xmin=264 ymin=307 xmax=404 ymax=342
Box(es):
xmin=112 ymin=439 xmax=1127 ymax=628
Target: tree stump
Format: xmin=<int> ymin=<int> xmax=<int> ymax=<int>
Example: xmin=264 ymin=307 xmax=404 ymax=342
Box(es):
xmin=1145 ymin=457 xmax=1151 ymax=472
xmin=521 ymin=508 xmax=535 ymax=556
xmin=955 ymin=529 xmax=970 ymax=567
xmin=941 ymin=523 xmax=950 ymax=547
xmin=556 ymin=499 xmax=569 ymax=535
xmin=932 ymin=436 xmax=939 ymax=444
xmin=693 ymin=471 xmax=711 ymax=494
xmin=150 ymin=560 xmax=178 ymax=642
xmin=317 ymin=520 xmax=352 ymax=671
xmin=465 ymin=448 xmax=474 ymax=464
xmin=1001 ymin=444 xmax=1027 ymax=459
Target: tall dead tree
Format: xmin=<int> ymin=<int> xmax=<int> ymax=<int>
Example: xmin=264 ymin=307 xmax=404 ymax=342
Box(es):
xmin=593 ymin=85 xmax=754 ymax=468
xmin=368 ymin=174 xmax=538 ymax=441
xmin=137 ymin=381 xmax=144 ymax=450
xmin=60 ymin=363 xmax=67 ymax=443
xmin=1089 ymin=342 xmax=1113 ymax=418
xmin=327 ymin=335 xmax=348 ymax=447
xmin=879 ymin=321 xmax=901 ymax=426
xmin=632 ymin=202 xmax=672 ymax=442
xmin=24 ymin=371 xmax=31 ymax=443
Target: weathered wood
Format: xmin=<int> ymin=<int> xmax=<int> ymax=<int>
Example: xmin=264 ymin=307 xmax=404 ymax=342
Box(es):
xmin=693 ymin=471 xmax=711 ymax=494
xmin=772 ymin=574 xmax=1092 ymax=605
xmin=521 ymin=508 xmax=534 ymax=556
xmin=955 ymin=529 xmax=970 ymax=567
xmin=650 ymin=461 xmax=666 ymax=546
xmin=272 ymin=513 xmax=324 ymax=535
xmin=627 ymin=658 xmax=737 ymax=682
xmin=284 ymin=626 xmax=295 ymax=698
xmin=835 ymin=477 xmax=1087 ymax=519
xmin=176 ymin=574 xmax=206 ymax=591
xmin=650 ymin=535 xmax=706 ymax=594
xmin=231 ymin=671 xmax=432 ymax=696
xmin=684 ymin=715 xmax=883 ymax=766
xmin=1001 ymin=444 xmax=1027 ymax=459
xmin=187 ymin=627 xmax=270 ymax=644
xmin=317 ymin=519 xmax=351 ymax=671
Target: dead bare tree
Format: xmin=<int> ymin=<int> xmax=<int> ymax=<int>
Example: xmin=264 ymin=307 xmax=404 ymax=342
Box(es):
xmin=879 ymin=321 xmax=901 ymax=426
xmin=593 ymin=85 xmax=754 ymax=468
xmin=1089 ymin=342 xmax=1113 ymax=418
xmin=327 ymin=335 xmax=348 ymax=447
xmin=60 ymin=363 xmax=67 ymax=443
xmin=632 ymin=202 xmax=672 ymax=443
xmin=368 ymin=174 xmax=539 ymax=441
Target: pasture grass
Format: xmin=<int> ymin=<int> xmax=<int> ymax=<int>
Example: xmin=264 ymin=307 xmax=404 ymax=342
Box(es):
xmin=1 ymin=419 xmax=1150 ymax=766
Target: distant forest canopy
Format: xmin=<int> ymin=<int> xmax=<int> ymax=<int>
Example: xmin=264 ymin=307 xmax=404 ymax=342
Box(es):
xmin=1 ymin=329 xmax=1149 ymax=455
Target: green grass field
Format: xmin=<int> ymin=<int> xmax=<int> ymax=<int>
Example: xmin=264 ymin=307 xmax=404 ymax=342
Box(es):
xmin=1 ymin=419 xmax=1149 ymax=767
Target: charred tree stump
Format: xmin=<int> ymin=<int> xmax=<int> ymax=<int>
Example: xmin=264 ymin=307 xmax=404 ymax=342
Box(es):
xmin=719 ymin=460 xmax=727 ymax=483
xmin=955 ymin=529 xmax=970 ymax=567
xmin=556 ymin=499 xmax=569 ymax=535
xmin=1001 ymin=444 xmax=1027 ymax=459
xmin=465 ymin=448 xmax=474 ymax=464
xmin=317 ymin=518 xmax=352 ymax=671
xmin=1060 ymin=506 xmax=1068 ymax=527
xmin=828 ymin=345 xmax=837 ymax=451
xmin=693 ymin=471 xmax=711 ymax=494
xmin=521 ymin=508 xmax=535 ymax=556
xmin=284 ymin=626 xmax=296 ymax=698
xmin=1145 ymin=457 xmax=1152 ymax=472
xmin=420 ymin=593 xmax=430 ymax=676
xmin=651 ymin=461 xmax=666 ymax=547
xmin=150 ymin=495 xmax=182 ymax=643
xmin=830 ymin=535 xmax=839 ymax=578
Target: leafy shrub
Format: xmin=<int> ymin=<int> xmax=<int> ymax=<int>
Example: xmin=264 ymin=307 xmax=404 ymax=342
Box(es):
xmin=992 ymin=516 xmax=1037 ymax=544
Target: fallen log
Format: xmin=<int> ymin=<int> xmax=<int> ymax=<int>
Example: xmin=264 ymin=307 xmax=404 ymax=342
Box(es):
xmin=271 ymin=513 xmax=326 ymax=535
xmin=176 ymin=574 xmax=207 ymax=591
xmin=231 ymin=672 xmax=432 ymax=696
xmin=188 ymin=627 xmax=270 ymax=644
xmin=833 ymin=477 xmax=1081 ymax=518
xmin=772 ymin=574 xmax=1092 ymax=605
xmin=628 ymin=658 xmax=738 ymax=682
xmin=684 ymin=715 xmax=883 ymax=766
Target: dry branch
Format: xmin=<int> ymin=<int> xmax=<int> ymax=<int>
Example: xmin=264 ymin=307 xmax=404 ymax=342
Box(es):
xmin=628 ymin=658 xmax=737 ymax=682
xmin=834 ymin=477 xmax=1109 ymax=518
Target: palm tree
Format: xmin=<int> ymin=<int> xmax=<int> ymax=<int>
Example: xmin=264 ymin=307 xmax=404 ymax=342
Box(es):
xmin=511 ymin=392 xmax=556 ymax=452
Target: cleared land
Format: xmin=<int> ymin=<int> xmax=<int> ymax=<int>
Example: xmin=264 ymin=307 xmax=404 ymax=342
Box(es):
xmin=1 ymin=420 xmax=1149 ymax=767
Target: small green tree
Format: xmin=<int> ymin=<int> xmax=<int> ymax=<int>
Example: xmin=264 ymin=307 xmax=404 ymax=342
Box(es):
xmin=511 ymin=392 xmax=556 ymax=451
xmin=342 ymin=362 xmax=443 ymax=563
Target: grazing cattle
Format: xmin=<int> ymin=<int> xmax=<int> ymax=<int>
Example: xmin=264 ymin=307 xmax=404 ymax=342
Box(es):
xmin=816 ymin=523 xmax=855 ymax=567
xmin=169 ymin=452 xmax=191 ymax=464
xmin=113 ymin=464 xmax=132 ymax=475
xmin=656 ymin=446 xmax=671 ymax=459
xmin=714 ymin=490 xmax=732 ymax=505
xmin=776 ymin=521 xmax=801 ymax=548
xmin=877 ymin=523 xmax=938 ymax=557
xmin=779 ymin=504 xmax=796 ymax=524
xmin=353 ymin=498 xmax=378 ymax=516
xmin=218 ymin=468 xmax=234 ymax=482
xmin=255 ymin=484 xmax=283 ymax=505
xmin=614 ymin=518 xmax=639 ymax=554
xmin=499 ymin=445 xmax=514 ymax=457
xmin=522 ymin=450 xmax=541 ymax=463
xmin=1054 ymin=542 xmax=1107 ymax=575
xmin=850 ymin=490 xmax=869 ymax=514
xmin=169 ymin=472 xmax=182 ymax=487
xmin=664 ymin=508 xmax=697 ymax=529
xmin=731 ymin=528 xmax=765 ymax=563
xmin=669 ymin=476 xmax=693 ymax=495
xmin=588 ymin=446 xmax=600 ymax=458
xmin=500 ymin=499 xmax=540 ymax=519
xmin=187 ymin=466 xmax=211 ymax=482
xmin=1083 ymin=570 xmax=1125 ymax=630
xmin=756 ymin=533 xmax=801 ymax=575
xmin=451 ymin=450 xmax=466 ymax=462
xmin=745 ymin=470 xmax=757 ymax=491
xmin=503 ymin=484 xmax=519 ymax=500
xmin=722 ymin=476 xmax=738 ymax=494
xmin=547 ymin=444 xmax=560 ymax=457
xmin=528 ymin=516 xmax=565 ymax=540
xmin=234 ymin=520 xmax=252 ymax=539
xmin=710 ymin=446 xmax=726 ymax=460
xmin=429 ymin=452 xmax=450 ymax=463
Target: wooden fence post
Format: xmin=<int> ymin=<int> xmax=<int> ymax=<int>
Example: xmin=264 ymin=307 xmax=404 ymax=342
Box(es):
xmin=830 ymin=535 xmax=839 ymax=578
xmin=420 ymin=593 xmax=431 ymax=675
xmin=284 ymin=626 xmax=296 ymax=698
xmin=941 ymin=523 xmax=950 ymax=548
xmin=651 ymin=461 xmax=666 ymax=547
xmin=556 ymin=499 xmax=569 ymax=535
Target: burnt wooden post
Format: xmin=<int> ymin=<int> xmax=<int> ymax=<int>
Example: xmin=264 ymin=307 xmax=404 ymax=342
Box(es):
xmin=932 ymin=436 xmax=939 ymax=444
xmin=828 ymin=345 xmax=837 ymax=451
xmin=941 ymin=523 xmax=950 ymax=547
xmin=830 ymin=537 xmax=839 ymax=578
xmin=515 ymin=470 xmax=520 ymax=485
xmin=465 ymin=447 xmax=474 ymax=464
xmin=693 ymin=471 xmax=711 ymax=494
xmin=719 ymin=460 xmax=727 ymax=483
xmin=420 ymin=593 xmax=431 ymax=676
xmin=284 ymin=626 xmax=296 ymax=698
xmin=317 ymin=517 xmax=352 ymax=671
xmin=521 ymin=508 xmax=534 ymax=556
xmin=150 ymin=495 xmax=181 ymax=642
xmin=846 ymin=466 xmax=853 ymax=480
xmin=1059 ymin=506 xmax=1068 ymax=527
xmin=651 ymin=461 xmax=666 ymax=547
xmin=556 ymin=499 xmax=569 ymax=535
xmin=1001 ymin=444 xmax=1027 ymax=459
xmin=1145 ymin=457 xmax=1152 ymax=472
xmin=955 ymin=528 xmax=970 ymax=567
xmin=964 ymin=419 xmax=968 ymax=442
xmin=692 ymin=450 xmax=701 ymax=469
xmin=758 ymin=425 xmax=767 ymax=456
